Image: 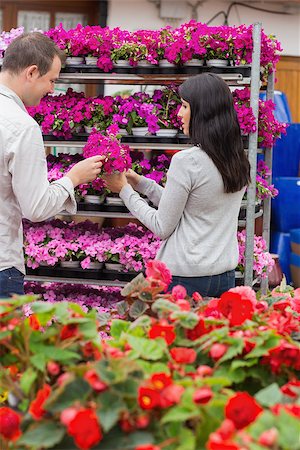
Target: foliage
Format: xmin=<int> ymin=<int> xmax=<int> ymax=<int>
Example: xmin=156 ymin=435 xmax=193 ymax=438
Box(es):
xmin=1 ymin=261 xmax=300 ymax=450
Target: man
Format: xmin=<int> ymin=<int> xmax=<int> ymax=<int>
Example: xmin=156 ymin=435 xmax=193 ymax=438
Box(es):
xmin=0 ymin=32 xmax=103 ymax=298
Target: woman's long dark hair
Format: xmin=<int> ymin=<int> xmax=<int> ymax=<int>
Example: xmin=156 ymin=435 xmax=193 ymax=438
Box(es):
xmin=179 ymin=73 xmax=251 ymax=193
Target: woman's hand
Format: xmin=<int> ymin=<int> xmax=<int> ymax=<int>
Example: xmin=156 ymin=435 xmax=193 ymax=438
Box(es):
xmin=102 ymin=172 xmax=128 ymax=193
xmin=125 ymin=169 xmax=141 ymax=189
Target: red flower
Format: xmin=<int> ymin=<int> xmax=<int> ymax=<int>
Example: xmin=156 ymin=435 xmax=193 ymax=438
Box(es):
xmin=135 ymin=414 xmax=150 ymax=429
xmin=186 ymin=318 xmax=211 ymax=341
xmin=160 ymin=384 xmax=184 ymax=408
xmin=146 ymin=260 xmax=172 ymax=291
xmin=170 ymin=347 xmax=197 ymax=364
xmin=60 ymin=323 xmax=79 ymax=340
xmin=29 ymin=314 xmax=41 ymax=330
xmin=0 ymin=407 xmax=21 ymax=441
xmin=225 ymin=392 xmax=263 ymax=429
xmin=47 ymin=361 xmax=60 ymax=376
xmin=149 ymin=323 xmax=176 ymax=345
xmin=29 ymin=384 xmax=51 ymax=420
xmin=171 ymin=285 xmax=187 ymax=300
xmin=281 ymin=380 xmax=300 ymax=398
xmin=176 ymin=299 xmax=191 ymax=311
xmin=258 ymin=428 xmax=278 ymax=447
xmin=209 ymin=343 xmax=228 ymax=361
xmin=196 ymin=365 xmax=213 ymax=377
xmin=150 ymin=373 xmax=172 ymax=391
xmin=82 ymin=342 xmax=102 ymax=360
xmin=192 ymin=291 xmax=203 ymax=302
xmin=218 ymin=292 xmax=254 ymax=326
xmin=67 ymin=408 xmax=102 ymax=450
xmin=84 ymin=369 xmax=108 ymax=392
xmin=138 ymin=387 xmax=161 ymax=410
xmin=193 ymin=387 xmax=213 ymax=404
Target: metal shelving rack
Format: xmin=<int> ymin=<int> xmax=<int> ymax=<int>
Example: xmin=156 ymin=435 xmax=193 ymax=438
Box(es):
xmin=26 ymin=22 xmax=271 ymax=289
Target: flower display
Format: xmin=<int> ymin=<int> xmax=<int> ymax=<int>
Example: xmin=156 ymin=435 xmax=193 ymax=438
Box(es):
xmin=43 ymin=22 xmax=282 ymax=77
xmin=28 ymin=87 xmax=285 ymax=147
xmin=82 ymin=128 xmax=132 ymax=175
xmin=233 ymin=87 xmax=287 ymax=148
xmin=237 ymin=229 xmax=274 ymax=278
xmin=0 ymin=26 xmax=25 ymax=58
xmin=1 ymin=261 xmax=300 ymax=450
xmin=23 ymin=220 xmax=161 ymax=272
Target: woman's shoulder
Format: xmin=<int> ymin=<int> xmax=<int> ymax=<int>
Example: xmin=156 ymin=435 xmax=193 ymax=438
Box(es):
xmin=173 ymin=146 xmax=209 ymax=165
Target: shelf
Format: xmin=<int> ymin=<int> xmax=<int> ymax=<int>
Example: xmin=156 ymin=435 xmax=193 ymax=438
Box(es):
xmin=25 ymin=270 xmax=250 ymax=287
xmin=58 ymin=65 xmax=251 ymax=86
xmin=26 ymin=266 xmax=137 ymax=286
xmin=58 ymin=205 xmax=263 ymax=223
xmin=25 ymin=275 xmax=127 ymax=287
xmin=43 ymin=134 xmax=250 ymax=151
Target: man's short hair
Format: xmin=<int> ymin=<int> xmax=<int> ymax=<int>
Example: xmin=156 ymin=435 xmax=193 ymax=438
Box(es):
xmin=2 ymin=32 xmax=66 ymax=76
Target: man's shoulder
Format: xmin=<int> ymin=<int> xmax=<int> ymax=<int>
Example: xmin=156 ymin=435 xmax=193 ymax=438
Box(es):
xmin=0 ymin=101 xmax=38 ymax=134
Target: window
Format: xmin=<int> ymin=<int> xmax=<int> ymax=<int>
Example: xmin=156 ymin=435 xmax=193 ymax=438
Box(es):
xmin=17 ymin=10 xmax=50 ymax=32
xmin=55 ymin=12 xmax=87 ymax=29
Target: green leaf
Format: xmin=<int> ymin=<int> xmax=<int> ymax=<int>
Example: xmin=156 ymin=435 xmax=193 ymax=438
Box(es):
xmin=151 ymin=298 xmax=180 ymax=314
xmin=177 ymin=427 xmax=196 ymax=450
xmin=30 ymin=353 xmax=46 ymax=372
xmin=137 ymin=360 xmax=169 ymax=375
xmin=127 ymin=335 xmax=166 ymax=360
xmin=255 ymin=383 xmax=283 ymax=407
xmin=245 ymin=335 xmax=280 ymax=359
xmin=18 ymin=422 xmax=65 ymax=448
xmin=218 ymin=338 xmax=244 ymax=363
xmin=20 ymin=368 xmax=37 ymax=395
xmin=110 ymin=319 xmax=130 ymax=339
xmin=129 ymin=300 xmax=149 ymax=318
xmin=161 ymin=404 xmax=198 ymax=424
xmin=29 ymin=343 xmax=80 ymax=363
xmin=121 ymin=273 xmax=147 ymax=296
xmin=78 ymin=320 xmax=99 ymax=340
xmin=97 ymin=391 xmax=125 ymax=432
xmin=116 ymin=300 xmax=129 ymax=316
xmin=46 ymin=378 xmax=91 ymax=413
xmin=97 ymin=428 xmax=154 ymax=449
xmin=169 ymin=311 xmax=200 ymax=329
xmin=277 ymin=410 xmax=300 ymax=449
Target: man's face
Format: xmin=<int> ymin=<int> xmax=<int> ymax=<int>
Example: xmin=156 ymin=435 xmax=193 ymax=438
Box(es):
xmin=24 ymin=55 xmax=61 ymax=106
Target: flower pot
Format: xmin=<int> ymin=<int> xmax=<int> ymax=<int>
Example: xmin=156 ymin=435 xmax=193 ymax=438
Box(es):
xmin=185 ymin=58 xmax=204 ymax=67
xmin=117 ymin=128 xmax=128 ymax=136
xmin=159 ymin=59 xmax=176 ymax=68
xmin=87 ymin=261 xmax=103 ymax=270
xmin=84 ymin=194 xmax=105 ymax=205
xmin=85 ymin=56 xmax=98 ymax=66
xmin=106 ymin=196 xmax=124 ymax=206
xmin=206 ymin=59 xmax=228 ymax=67
xmin=132 ymin=127 xmax=148 ymax=137
xmin=72 ymin=125 xmax=83 ymax=134
xmin=105 ymin=262 xmax=123 ymax=271
xmin=156 ymin=128 xmax=178 ymax=138
xmin=84 ymin=125 xmax=97 ymax=134
xmin=113 ymin=60 xmax=131 ymax=68
xmin=60 ymin=260 xmax=80 ymax=268
xmin=65 ymin=56 xmax=85 ymax=66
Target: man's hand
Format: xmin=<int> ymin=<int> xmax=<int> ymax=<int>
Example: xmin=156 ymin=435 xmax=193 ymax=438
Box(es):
xmin=102 ymin=172 xmax=128 ymax=193
xmin=125 ymin=169 xmax=141 ymax=189
xmin=66 ymin=156 xmax=105 ymax=187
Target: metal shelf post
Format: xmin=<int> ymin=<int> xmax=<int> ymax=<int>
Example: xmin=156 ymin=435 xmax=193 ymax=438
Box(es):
xmin=244 ymin=22 xmax=262 ymax=286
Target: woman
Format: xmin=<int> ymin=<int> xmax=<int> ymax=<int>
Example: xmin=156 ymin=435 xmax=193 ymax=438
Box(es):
xmin=104 ymin=73 xmax=250 ymax=297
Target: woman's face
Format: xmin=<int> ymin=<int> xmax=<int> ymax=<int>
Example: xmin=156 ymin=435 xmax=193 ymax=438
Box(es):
xmin=178 ymin=99 xmax=191 ymax=135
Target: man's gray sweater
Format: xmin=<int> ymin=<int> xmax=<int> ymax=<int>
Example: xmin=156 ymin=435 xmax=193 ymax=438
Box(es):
xmin=120 ymin=146 xmax=245 ymax=277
